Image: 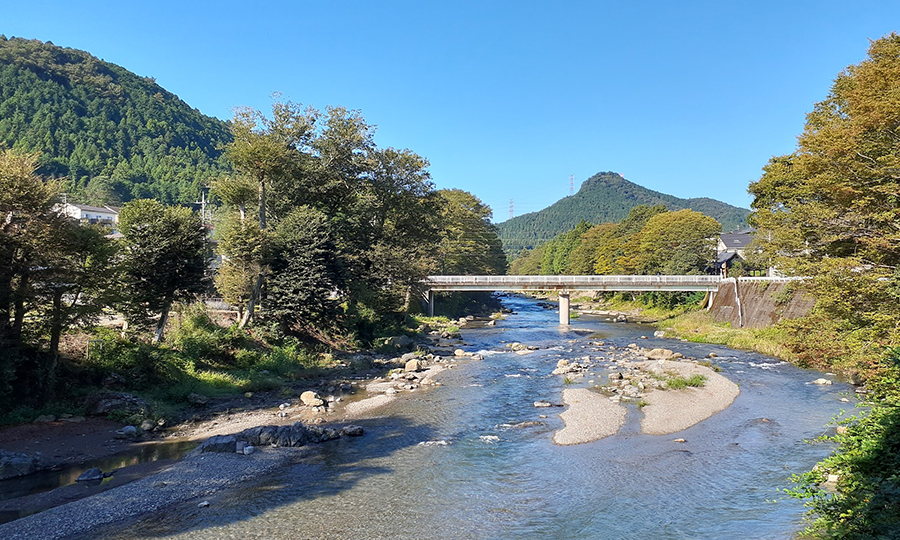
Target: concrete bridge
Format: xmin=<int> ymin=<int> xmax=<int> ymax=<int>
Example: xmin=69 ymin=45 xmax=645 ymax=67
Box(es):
xmin=422 ymin=275 xmax=724 ymax=325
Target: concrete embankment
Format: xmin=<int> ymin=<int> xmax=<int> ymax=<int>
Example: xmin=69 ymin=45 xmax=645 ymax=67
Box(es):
xmin=709 ymin=279 xmax=814 ymax=329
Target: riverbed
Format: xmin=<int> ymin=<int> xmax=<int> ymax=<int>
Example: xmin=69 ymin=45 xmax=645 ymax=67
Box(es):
xmin=76 ymin=296 xmax=853 ymax=538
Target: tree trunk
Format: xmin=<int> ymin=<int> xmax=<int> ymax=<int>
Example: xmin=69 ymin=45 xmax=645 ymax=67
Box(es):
xmin=11 ymin=268 xmax=29 ymax=343
xmin=49 ymin=289 xmax=64 ymax=359
xmin=152 ymin=294 xmax=174 ymax=344
xmin=239 ymin=273 xmax=263 ymax=328
xmin=239 ymin=176 xmax=268 ymax=328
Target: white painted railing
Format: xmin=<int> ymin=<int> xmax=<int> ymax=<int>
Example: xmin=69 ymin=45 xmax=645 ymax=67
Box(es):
xmin=424 ymin=275 xmax=724 ymax=291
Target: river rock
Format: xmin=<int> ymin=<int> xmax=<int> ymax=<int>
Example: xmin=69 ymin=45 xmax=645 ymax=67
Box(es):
xmin=187 ymin=393 xmax=209 ymax=406
xmin=0 ymin=450 xmax=46 ymax=480
xmin=196 ymin=434 xmax=238 ymax=453
xmin=116 ymin=425 xmax=138 ymax=438
xmin=534 ymin=400 xmax=553 ymax=408
xmin=342 ymin=425 xmax=365 ymax=437
xmin=653 ymin=331 xmax=666 ymax=338
xmin=33 ymin=414 xmax=56 ymax=423
xmin=101 ymin=372 xmax=127 ymax=388
xmin=646 ymin=348 xmax=675 ymax=360
xmin=84 ymin=392 xmax=151 ymax=417
xmin=812 ymin=378 xmax=833 ymax=385
xmin=454 ymin=349 xmax=466 ymax=356
xmin=301 ymin=391 xmax=325 ymax=407
xmin=383 ymin=335 xmax=414 ymax=349
xmin=405 ymin=359 xmax=423 ymax=372
xmin=76 ymin=467 xmax=105 ymax=482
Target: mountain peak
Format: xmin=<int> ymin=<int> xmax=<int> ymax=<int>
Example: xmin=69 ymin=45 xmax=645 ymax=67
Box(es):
xmin=497 ymin=172 xmax=749 ymax=253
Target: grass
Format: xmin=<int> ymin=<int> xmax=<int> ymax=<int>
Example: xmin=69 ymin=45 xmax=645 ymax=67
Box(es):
xmin=656 ymin=310 xmax=793 ymax=360
xmin=665 ymin=374 xmax=707 ymax=389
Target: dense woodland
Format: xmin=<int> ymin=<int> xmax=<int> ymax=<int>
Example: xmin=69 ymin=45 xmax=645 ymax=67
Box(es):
xmin=496 ymin=172 xmax=749 ymax=253
xmin=0 ymin=36 xmax=231 ymax=205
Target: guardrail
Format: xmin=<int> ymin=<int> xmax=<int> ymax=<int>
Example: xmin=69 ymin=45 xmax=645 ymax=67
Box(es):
xmin=423 ymin=275 xmax=725 ymax=292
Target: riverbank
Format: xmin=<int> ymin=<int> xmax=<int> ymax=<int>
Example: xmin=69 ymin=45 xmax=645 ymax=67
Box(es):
xmin=0 ymin=313 xmax=481 ymax=530
xmin=0 ymin=296 xmax=849 ymax=539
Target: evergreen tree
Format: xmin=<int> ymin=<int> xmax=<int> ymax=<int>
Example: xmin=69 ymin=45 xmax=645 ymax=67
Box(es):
xmin=118 ymin=199 xmax=209 ymax=343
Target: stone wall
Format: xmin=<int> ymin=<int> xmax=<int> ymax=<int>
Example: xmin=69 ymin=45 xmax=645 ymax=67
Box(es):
xmin=709 ymin=278 xmax=814 ymax=329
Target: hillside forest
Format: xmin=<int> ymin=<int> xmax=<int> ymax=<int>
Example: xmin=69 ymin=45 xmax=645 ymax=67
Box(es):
xmin=0 ymin=36 xmax=231 ymax=205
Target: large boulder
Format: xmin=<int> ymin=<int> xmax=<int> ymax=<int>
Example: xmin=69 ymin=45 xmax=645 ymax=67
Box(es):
xmin=405 ymin=358 xmax=423 ymax=372
xmin=300 ymin=391 xmax=325 ymax=407
xmin=84 ymin=392 xmax=151 ymax=417
xmin=383 ymin=335 xmax=414 ymax=349
xmin=0 ymin=450 xmax=46 ymax=480
xmin=196 ymin=435 xmax=238 ymax=453
xmin=645 ymin=348 xmax=675 ymax=360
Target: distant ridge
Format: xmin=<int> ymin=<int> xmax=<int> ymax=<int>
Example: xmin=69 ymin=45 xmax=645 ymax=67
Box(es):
xmin=497 ymin=172 xmax=750 ymax=253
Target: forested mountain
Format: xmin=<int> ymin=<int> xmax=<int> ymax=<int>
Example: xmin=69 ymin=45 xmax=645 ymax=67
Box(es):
xmin=497 ymin=172 xmax=750 ymax=253
xmin=0 ymin=36 xmax=231 ymax=205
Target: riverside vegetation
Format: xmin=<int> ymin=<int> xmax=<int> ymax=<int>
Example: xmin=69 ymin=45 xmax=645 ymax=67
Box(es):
xmin=550 ymin=35 xmax=900 ymax=539
xmin=0 ymin=92 xmax=506 ymax=427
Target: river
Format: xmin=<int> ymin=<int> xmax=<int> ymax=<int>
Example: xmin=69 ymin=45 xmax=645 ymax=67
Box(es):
xmin=102 ymin=295 xmax=849 ymax=539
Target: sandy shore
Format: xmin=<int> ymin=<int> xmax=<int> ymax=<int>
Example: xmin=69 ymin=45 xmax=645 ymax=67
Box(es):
xmin=553 ymin=388 xmax=627 ymax=445
xmin=638 ymin=361 xmax=740 ymax=435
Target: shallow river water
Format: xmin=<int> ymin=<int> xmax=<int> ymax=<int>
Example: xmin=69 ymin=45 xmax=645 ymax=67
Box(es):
xmin=106 ymin=296 xmax=850 ymax=539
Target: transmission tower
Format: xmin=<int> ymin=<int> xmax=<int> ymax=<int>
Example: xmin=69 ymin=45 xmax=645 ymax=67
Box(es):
xmin=509 ymin=199 xmax=514 ymax=220
xmin=569 ymin=174 xmax=575 ymax=196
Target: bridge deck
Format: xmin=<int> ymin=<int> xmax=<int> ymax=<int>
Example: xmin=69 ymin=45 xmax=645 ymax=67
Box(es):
xmin=424 ymin=275 xmax=723 ymax=292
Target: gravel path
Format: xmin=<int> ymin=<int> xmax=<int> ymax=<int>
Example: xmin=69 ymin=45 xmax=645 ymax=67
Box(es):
xmin=639 ymin=361 xmax=740 ymax=435
xmin=553 ymin=388 xmax=627 ymax=445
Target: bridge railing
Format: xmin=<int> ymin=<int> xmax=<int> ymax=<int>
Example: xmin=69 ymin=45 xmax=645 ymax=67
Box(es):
xmin=423 ymin=274 xmax=724 ymax=291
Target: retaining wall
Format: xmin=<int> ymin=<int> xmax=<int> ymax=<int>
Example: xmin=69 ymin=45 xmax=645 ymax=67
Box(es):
xmin=709 ymin=278 xmax=814 ymax=329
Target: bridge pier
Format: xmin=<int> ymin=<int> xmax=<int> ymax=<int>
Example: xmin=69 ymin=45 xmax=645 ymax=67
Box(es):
xmin=426 ymin=290 xmax=434 ymax=317
xmin=558 ymin=293 xmax=570 ymax=325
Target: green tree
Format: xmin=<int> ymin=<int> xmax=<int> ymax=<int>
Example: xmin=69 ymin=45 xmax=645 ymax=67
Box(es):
xmin=436 ymin=189 xmax=506 ymax=275
xmin=224 ymin=103 xmax=316 ymax=326
xmin=539 ymin=220 xmax=592 ymax=275
xmin=748 ymin=34 xmax=900 ymax=538
xmin=35 ymin=221 xmax=118 ymax=358
xmin=263 ymin=207 xmax=343 ymax=339
xmin=118 ymin=199 xmax=209 ymax=343
xmin=634 ymin=209 xmax=720 ymax=275
xmin=0 ymin=149 xmax=60 ymax=348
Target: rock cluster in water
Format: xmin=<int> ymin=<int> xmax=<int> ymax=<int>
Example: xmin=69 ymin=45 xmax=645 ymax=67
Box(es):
xmin=194 ymin=422 xmax=365 ymax=454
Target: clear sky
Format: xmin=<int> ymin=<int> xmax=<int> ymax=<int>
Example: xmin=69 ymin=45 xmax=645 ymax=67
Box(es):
xmin=3 ymin=1 xmax=899 ymax=222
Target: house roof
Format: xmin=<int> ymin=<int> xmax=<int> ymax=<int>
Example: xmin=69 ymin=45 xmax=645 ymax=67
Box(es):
xmin=69 ymin=203 xmax=119 ymax=214
xmin=716 ymin=251 xmax=742 ymax=264
xmin=719 ymin=232 xmax=753 ymax=250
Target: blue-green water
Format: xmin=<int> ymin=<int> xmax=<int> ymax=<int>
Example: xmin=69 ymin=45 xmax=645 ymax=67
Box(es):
xmin=110 ymin=296 xmax=849 ymax=539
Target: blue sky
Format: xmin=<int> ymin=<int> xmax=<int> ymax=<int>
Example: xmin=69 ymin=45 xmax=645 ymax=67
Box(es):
xmin=4 ymin=1 xmax=899 ymax=223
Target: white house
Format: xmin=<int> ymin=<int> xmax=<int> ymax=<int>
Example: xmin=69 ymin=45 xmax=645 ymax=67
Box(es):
xmin=58 ymin=203 xmax=120 ymax=225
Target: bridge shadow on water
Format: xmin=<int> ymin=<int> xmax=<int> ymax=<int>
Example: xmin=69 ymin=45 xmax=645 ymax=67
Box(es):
xmin=105 ymin=416 xmax=436 ymax=539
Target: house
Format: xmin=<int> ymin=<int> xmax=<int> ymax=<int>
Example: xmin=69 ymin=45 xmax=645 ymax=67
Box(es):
xmin=710 ymin=229 xmax=756 ymax=275
xmin=58 ymin=203 xmax=120 ymax=225
xmin=717 ymin=229 xmax=754 ymax=259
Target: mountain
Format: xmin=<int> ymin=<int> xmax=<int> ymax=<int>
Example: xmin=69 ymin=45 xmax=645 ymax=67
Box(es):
xmin=497 ymin=172 xmax=750 ymax=253
xmin=0 ymin=36 xmax=231 ymax=205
